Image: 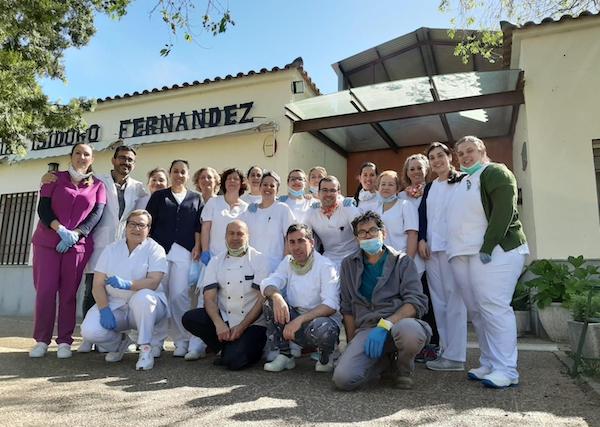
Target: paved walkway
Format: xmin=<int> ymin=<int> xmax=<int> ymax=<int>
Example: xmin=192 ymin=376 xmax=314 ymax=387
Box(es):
xmin=1 ymin=316 xmax=598 ymax=426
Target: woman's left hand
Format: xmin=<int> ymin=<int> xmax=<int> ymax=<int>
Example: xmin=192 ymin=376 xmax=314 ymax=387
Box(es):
xmin=479 ymin=252 xmax=492 ymax=264
xmin=191 ymin=245 xmax=201 ymax=261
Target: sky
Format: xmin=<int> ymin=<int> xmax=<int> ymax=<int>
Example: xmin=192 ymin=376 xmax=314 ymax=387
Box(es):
xmin=41 ymin=0 xmax=463 ymax=102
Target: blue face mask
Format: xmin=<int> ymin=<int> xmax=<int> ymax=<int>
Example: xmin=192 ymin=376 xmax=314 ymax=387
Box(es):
xmin=460 ymin=162 xmax=483 ymax=175
xmin=288 ymin=188 xmax=305 ymax=198
xmin=359 ymin=237 xmax=384 ymax=255
xmin=376 ymin=192 xmax=397 ymax=204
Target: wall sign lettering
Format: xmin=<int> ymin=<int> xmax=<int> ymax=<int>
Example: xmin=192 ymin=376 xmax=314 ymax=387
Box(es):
xmin=32 ymin=125 xmax=101 ymax=151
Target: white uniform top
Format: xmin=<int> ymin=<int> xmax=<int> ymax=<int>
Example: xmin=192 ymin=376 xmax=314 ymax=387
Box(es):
xmin=241 ymin=193 xmax=262 ymax=204
xmin=398 ymin=191 xmax=422 ymax=211
xmin=426 ymin=179 xmax=458 ymax=253
xmin=374 ymin=199 xmax=418 ymax=252
xmin=357 ymin=191 xmax=379 ymax=214
xmin=281 ymin=196 xmax=312 ymax=224
xmin=88 ymin=174 xmax=148 ymax=272
xmin=201 ymin=195 xmax=249 ymax=256
xmin=260 ymin=252 xmax=340 ymax=317
xmin=446 ymin=165 xmax=490 ymax=259
xmin=241 ymin=202 xmax=296 ymax=272
xmin=94 ymin=237 xmax=168 ymax=309
xmin=202 ymin=247 xmax=269 ymax=328
xmin=304 ymin=203 xmax=361 ymax=269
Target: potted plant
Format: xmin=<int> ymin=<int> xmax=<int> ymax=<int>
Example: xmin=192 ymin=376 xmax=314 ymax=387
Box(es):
xmin=568 ymin=294 xmax=600 ymax=358
xmin=512 ymin=281 xmax=531 ymax=337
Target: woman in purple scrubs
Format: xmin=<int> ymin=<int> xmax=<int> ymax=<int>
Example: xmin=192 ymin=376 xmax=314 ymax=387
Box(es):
xmin=30 ymin=143 xmax=106 ymax=359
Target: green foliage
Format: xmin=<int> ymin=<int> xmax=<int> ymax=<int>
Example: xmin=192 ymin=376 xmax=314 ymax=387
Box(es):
xmin=521 ymin=256 xmax=600 ymax=309
xmin=0 ymin=1 xmax=232 ymax=154
xmin=570 ymin=294 xmax=600 ymax=322
xmin=511 ymin=281 xmax=530 ymax=311
xmin=438 ymin=1 xmax=600 ymax=64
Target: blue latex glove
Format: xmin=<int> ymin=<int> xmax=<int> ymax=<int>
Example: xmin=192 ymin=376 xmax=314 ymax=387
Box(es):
xmin=364 ymin=326 xmax=389 ymax=359
xmin=248 ymin=203 xmax=258 ymax=213
xmin=57 ymin=225 xmax=79 ymax=246
xmin=278 ymin=195 xmax=289 ymax=202
xmin=55 ymin=240 xmax=70 ymax=253
xmin=188 ymin=261 xmax=201 ymax=287
xmin=99 ymin=307 xmax=117 ymax=330
xmin=479 ymin=252 xmax=492 ymax=264
xmin=343 ymin=197 xmax=356 ymax=207
xmin=200 ymin=251 xmax=211 ymax=266
xmin=311 ymin=201 xmax=321 ymax=209
xmin=106 ymin=275 xmax=132 ymax=290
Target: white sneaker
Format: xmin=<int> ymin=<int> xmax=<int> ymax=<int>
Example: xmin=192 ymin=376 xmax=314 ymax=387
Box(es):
xmin=184 ymin=350 xmax=206 ymax=361
xmin=467 ymin=366 xmax=493 ymax=381
xmin=315 ymin=359 xmax=334 ymax=373
xmin=481 ymin=371 xmax=519 ymax=389
xmin=136 ymin=345 xmax=154 ymax=371
xmin=105 ymin=334 xmax=133 ymax=363
xmin=29 ymin=342 xmax=48 ymax=358
xmin=265 ymin=349 xmax=280 ymax=362
xmin=426 ymin=357 xmax=465 ymax=371
xmin=173 ymin=345 xmax=188 ymax=357
xmin=151 ymin=345 xmax=163 ymax=358
xmin=264 ymin=354 xmax=295 ymax=372
xmin=57 ymin=343 xmax=72 ymax=359
xmin=77 ymin=340 xmax=93 ymax=353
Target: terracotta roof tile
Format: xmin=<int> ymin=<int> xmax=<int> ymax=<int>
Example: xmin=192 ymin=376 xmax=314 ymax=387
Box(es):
xmin=96 ymin=57 xmax=320 ymax=104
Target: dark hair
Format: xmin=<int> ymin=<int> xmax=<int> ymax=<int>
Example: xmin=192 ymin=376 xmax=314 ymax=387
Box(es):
xmin=169 ymin=159 xmax=189 ymax=172
xmin=113 ymin=145 xmax=137 ymax=159
xmin=247 ymin=165 xmax=263 ymax=179
xmin=260 ymin=170 xmax=281 ymax=188
xmin=220 ymin=168 xmax=248 ymax=196
xmin=318 ymin=175 xmax=340 ymax=191
xmin=147 ymin=167 xmax=168 ymax=181
xmin=287 ymin=169 xmax=306 ymax=181
xmin=354 ymin=161 xmax=379 ymax=202
xmin=286 ymin=223 xmax=314 ymax=241
xmin=426 ymin=142 xmax=460 ymax=183
xmin=69 ymin=143 xmax=94 ymax=184
xmin=351 ymin=211 xmax=385 ymax=236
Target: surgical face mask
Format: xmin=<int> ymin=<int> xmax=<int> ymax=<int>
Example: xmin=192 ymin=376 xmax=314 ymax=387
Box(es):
xmin=359 ymin=237 xmax=384 ymax=255
xmin=309 ymin=186 xmax=319 ymax=195
xmin=376 ymin=192 xmax=397 ymax=204
xmin=288 ymin=188 xmax=305 ymax=198
xmin=226 ymin=241 xmax=248 ymax=257
xmin=460 ymin=162 xmax=483 ymax=175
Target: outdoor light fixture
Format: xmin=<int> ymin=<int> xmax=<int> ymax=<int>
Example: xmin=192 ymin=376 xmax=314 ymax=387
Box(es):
xmin=292 ymin=81 xmax=304 ymax=94
xmin=47 ymin=162 xmax=59 ymax=172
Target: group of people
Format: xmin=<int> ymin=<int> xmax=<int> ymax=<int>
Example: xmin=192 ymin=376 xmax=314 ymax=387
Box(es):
xmin=29 ymin=134 xmax=527 ymax=390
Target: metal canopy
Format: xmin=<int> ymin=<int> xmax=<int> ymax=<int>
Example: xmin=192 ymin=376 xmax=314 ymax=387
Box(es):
xmin=285 ymin=69 xmax=524 ymax=157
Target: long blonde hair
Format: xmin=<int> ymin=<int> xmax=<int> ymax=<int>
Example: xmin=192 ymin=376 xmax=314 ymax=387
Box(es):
xmin=401 ymin=153 xmax=429 ymax=188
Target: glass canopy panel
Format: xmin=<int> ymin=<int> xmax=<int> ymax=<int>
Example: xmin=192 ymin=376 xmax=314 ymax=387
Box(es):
xmin=350 ymin=76 xmax=434 ymax=111
xmin=286 ymin=90 xmax=356 ymax=120
xmin=433 ymin=70 xmax=520 ymax=101
xmin=446 ymin=106 xmax=513 ymax=139
xmin=379 ymin=116 xmax=448 ymax=147
xmin=320 ymin=124 xmax=388 ymax=152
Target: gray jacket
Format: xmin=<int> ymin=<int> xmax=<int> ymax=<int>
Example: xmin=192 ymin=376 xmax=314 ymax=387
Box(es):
xmin=339 ymin=245 xmax=428 ymax=329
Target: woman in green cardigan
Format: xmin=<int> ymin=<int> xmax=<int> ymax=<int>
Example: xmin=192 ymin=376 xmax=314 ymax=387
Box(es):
xmin=446 ymin=135 xmax=528 ymax=389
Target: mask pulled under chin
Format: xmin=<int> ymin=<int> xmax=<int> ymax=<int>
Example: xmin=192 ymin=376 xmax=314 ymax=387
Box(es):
xmin=358 ymin=189 xmax=376 ymax=201
xmin=227 ymin=243 xmax=248 ymax=257
xmin=288 ymin=188 xmax=305 ymax=198
xmin=460 ymin=162 xmax=484 ymax=175
xmin=68 ymin=165 xmax=93 ymax=182
xmin=359 ymin=238 xmax=384 ymax=255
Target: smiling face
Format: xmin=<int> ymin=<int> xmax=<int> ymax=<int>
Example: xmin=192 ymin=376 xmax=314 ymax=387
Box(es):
xmin=309 ymin=169 xmax=326 ymax=189
xmin=125 ymin=213 xmax=150 ymax=246
xmin=455 ymin=140 xmax=484 ymax=169
xmin=111 ymin=149 xmax=136 ymax=177
xmin=148 ymin=171 xmax=168 ymax=194
xmin=287 ymin=171 xmax=306 ymax=193
xmin=359 ymin=166 xmax=377 ymax=192
xmin=319 ymin=179 xmax=339 ymax=208
xmin=169 ymin=161 xmax=189 ymax=188
xmin=286 ymin=229 xmax=314 ymax=264
xmin=378 ymin=174 xmax=398 ymax=198
xmin=248 ymin=167 xmax=263 ymax=190
xmin=70 ymin=144 xmax=94 ymax=173
xmin=226 ymin=220 xmax=249 ymax=250
xmin=407 ymin=159 xmax=427 ymax=186
xmin=197 ymin=169 xmax=217 ymax=195
xmin=428 ymin=147 xmax=452 ymax=177
xmin=260 ymin=176 xmax=278 ymax=202
xmin=224 ymin=171 xmax=242 ymax=195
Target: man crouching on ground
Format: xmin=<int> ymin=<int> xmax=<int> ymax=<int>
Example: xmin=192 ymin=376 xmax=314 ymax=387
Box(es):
xmin=333 ymin=211 xmax=431 ymax=390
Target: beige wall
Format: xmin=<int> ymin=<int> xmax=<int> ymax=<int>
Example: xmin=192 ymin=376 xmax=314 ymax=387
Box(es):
xmin=510 ymin=18 xmax=600 ymax=259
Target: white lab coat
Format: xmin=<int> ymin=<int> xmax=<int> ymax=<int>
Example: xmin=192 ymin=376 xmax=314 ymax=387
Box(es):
xmin=87 ymin=173 xmax=148 ymax=272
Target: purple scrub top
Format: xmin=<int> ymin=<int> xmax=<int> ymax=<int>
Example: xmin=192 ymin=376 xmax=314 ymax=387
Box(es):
xmin=32 ymin=171 xmax=107 ymax=253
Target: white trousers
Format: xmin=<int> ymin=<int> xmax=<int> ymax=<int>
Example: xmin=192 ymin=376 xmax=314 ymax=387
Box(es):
xmin=449 ymin=246 xmax=525 ymax=380
xmin=81 ymin=289 xmax=167 ymax=351
xmin=425 ymin=251 xmax=467 ymax=362
xmin=166 ymin=244 xmax=192 ymax=349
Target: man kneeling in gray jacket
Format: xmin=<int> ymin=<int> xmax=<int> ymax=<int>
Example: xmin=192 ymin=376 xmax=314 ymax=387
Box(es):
xmin=333 ymin=211 xmax=431 ymax=390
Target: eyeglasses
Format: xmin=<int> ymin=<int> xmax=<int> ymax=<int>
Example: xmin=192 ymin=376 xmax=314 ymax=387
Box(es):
xmin=289 ymin=177 xmax=306 ymax=182
xmin=319 ymin=188 xmax=338 ymax=194
xmin=356 ymin=227 xmax=381 ymax=238
xmin=127 ymin=221 xmax=149 ymax=230
xmin=117 ymin=155 xmax=135 ymax=163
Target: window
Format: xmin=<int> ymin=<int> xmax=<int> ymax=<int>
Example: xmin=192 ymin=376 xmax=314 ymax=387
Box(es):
xmin=0 ymin=192 xmax=38 ymax=265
